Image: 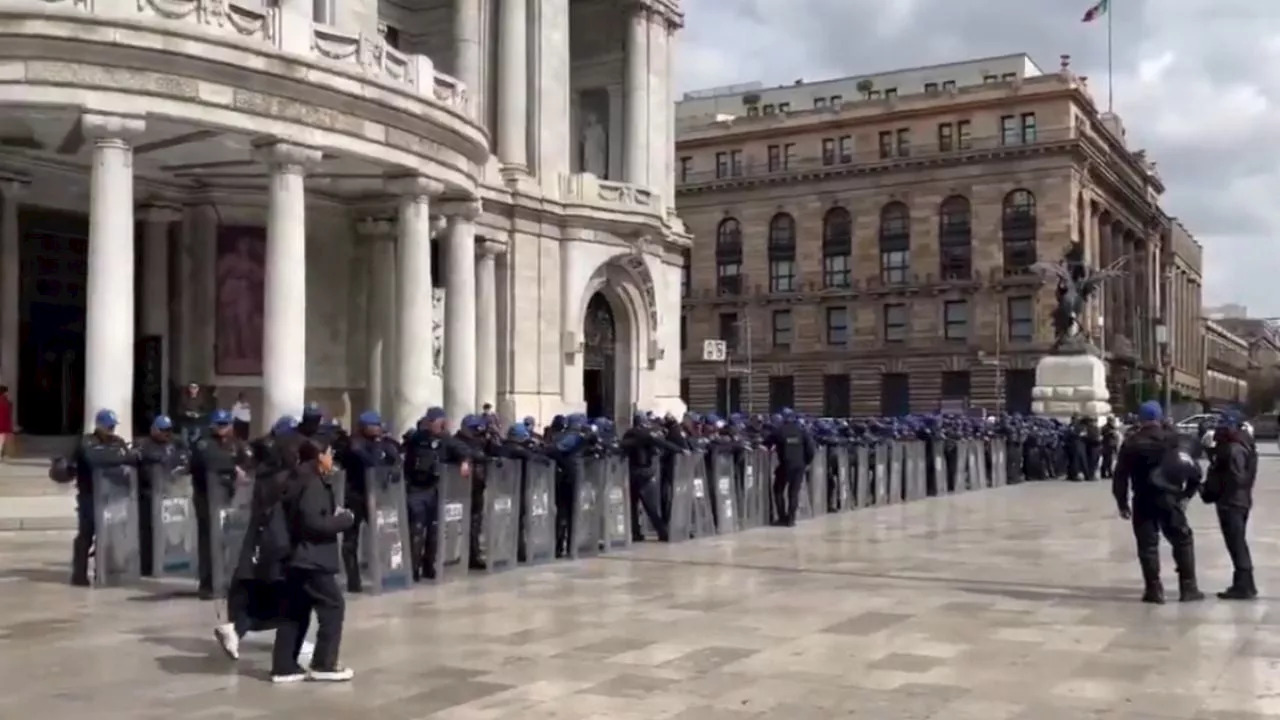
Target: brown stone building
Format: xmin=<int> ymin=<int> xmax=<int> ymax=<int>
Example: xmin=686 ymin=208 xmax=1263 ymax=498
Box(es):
xmin=1211 ymin=316 xmax=1280 ymax=411
xmin=1160 ymin=217 xmax=1204 ymax=403
xmin=675 ymin=57 xmax=1180 ymax=416
xmin=1202 ymin=319 xmax=1251 ymax=408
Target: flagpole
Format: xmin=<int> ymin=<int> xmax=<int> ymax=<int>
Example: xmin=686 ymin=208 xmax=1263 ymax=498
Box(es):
xmin=1106 ymin=0 xmax=1114 ymax=112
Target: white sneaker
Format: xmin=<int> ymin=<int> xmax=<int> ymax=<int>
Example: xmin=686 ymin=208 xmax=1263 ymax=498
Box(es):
xmin=271 ymin=672 xmax=307 ymax=684
xmin=307 ymin=667 xmax=355 ymax=682
xmin=214 ymin=623 xmax=240 ymax=660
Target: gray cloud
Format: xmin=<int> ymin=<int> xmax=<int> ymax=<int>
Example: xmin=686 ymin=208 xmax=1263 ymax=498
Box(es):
xmin=676 ymin=0 xmax=1280 ymax=316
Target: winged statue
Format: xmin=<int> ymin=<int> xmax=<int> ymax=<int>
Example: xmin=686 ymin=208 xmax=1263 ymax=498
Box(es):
xmin=1031 ymin=243 xmax=1129 ymax=352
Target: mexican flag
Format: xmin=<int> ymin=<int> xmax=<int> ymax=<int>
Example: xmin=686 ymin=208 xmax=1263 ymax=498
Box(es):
xmin=1081 ymin=0 xmax=1109 ymax=22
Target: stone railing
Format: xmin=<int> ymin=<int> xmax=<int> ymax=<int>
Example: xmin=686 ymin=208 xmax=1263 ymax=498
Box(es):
xmin=135 ymin=0 xmax=275 ymax=46
xmin=561 ymin=173 xmax=660 ymax=213
xmin=307 ymin=26 xmax=466 ymax=111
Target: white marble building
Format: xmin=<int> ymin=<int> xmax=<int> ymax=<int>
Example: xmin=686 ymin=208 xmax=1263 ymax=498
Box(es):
xmin=0 ymin=0 xmax=689 ymax=439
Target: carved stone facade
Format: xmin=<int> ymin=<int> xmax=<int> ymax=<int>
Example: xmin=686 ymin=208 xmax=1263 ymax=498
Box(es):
xmin=676 ymin=62 xmax=1180 ymax=417
xmin=0 ymin=0 xmax=688 ymax=438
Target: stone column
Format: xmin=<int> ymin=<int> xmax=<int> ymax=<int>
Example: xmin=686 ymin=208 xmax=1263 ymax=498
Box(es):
xmin=497 ymin=0 xmax=527 ymax=169
xmin=356 ymin=217 xmax=397 ymax=416
xmin=624 ymin=5 xmax=649 ymax=184
xmin=82 ymin=113 xmax=145 ymax=436
xmin=254 ymin=141 xmax=321 ymax=428
xmin=442 ymin=200 xmax=480 ymax=421
xmin=388 ymin=176 xmax=443 ymax=436
xmin=475 ymin=240 xmax=499 ymax=411
xmin=140 ymin=203 xmax=181 ymax=418
xmin=454 ymin=0 xmax=482 ymax=120
xmin=0 ymin=178 xmax=25 ymax=421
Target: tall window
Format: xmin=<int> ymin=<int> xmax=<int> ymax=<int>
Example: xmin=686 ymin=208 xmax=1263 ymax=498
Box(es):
xmin=937 ymin=122 xmax=953 ymax=151
xmin=880 ymin=373 xmax=910 ymax=417
xmin=878 ymin=131 xmax=892 ymax=159
xmin=680 ymin=248 xmax=690 ymax=298
xmin=679 ymin=156 xmax=692 ymax=182
xmin=715 ymin=377 xmax=742 ymax=415
xmin=822 ymin=207 xmax=853 ymax=289
xmin=768 ymin=213 xmax=797 ymax=293
xmin=943 ymin=300 xmax=968 ymax=341
xmin=718 ymin=312 xmax=739 ymax=352
xmin=883 ymin=303 xmax=909 ymax=343
xmin=1020 ymin=112 xmax=1037 ymax=143
xmin=768 ymin=376 xmax=795 ymax=413
xmin=821 ymin=138 xmax=836 ymax=166
xmin=771 ymin=309 xmax=793 ymax=349
xmin=938 ymin=195 xmax=972 ymax=281
xmin=941 ymin=371 xmax=971 ymax=402
xmin=1001 ymin=190 xmax=1037 ymax=275
xmin=879 ymin=202 xmax=911 ymax=284
xmin=715 ymin=218 xmax=743 ymax=295
xmin=957 ymin=120 xmax=972 ymax=149
xmin=1000 ymin=115 xmax=1018 ymax=145
xmin=767 ymin=145 xmax=781 ymax=172
xmin=823 ymin=374 xmax=851 ymax=417
xmin=1007 ymin=297 xmax=1034 ymax=342
xmin=826 ymin=306 xmax=849 ymax=347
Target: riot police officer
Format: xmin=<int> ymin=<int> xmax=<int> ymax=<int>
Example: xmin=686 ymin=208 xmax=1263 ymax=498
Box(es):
xmin=334 ymin=411 xmax=400 ymax=592
xmin=67 ymin=409 xmax=136 ymax=587
xmin=135 ymin=415 xmax=187 ymax=576
xmin=401 ymin=407 xmax=471 ymax=581
xmin=765 ymin=412 xmax=816 ymax=527
xmin=191 ymin=409 xmax=254 ymax=599
xmin=621 ymin=414 xmax=682 ymax=542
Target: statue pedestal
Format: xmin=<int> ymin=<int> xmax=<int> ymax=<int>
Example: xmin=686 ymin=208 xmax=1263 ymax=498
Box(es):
xmin=1031 ymin=353 xmax=1111 ymax=421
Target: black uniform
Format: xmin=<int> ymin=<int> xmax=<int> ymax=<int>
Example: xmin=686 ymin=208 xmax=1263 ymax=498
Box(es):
xmin=134 ymin=434 xmax=188 ymax=576
xmin=1112 ymin=424 xmax=1204 ymax=603
xmin=191 ymin=433 xmax=254 ymax=597
xmin=1203 ymin=427 xmax=1258 ymax=599
xmin=68 ymin=432 xmax=137 ymax=586
xmin=334 ymin=433 xmax=400 ymax=592
xmin=766 ymin=421 xmax=816 ymax=527
xmin=401 ymin=427 xmax=469 ymax=580
xmin=621 ymin=424 xmax=681 ymax=541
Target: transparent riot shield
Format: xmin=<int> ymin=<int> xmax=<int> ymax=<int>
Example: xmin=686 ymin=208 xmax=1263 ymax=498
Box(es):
xmin=92 ymin=466 xmax=141 ymax=587
xmin=330 ymin=469 xmax=348 ymax=588
xmin=431 ymin=464 xmax=472 ymax=582
xmin=886 ymin=443 xmax=904 ymax=504
xmin=952 ymin=441 xmax=970 ymax=493
xmin=364 ymin=466 xmax=412 ymax=592
xmin=966 ymin=442 xmax=987 ymax=490
xmin=903 ymin=442 xmax=927 ymax=502
xmin=150 ymin=465 xmax=196 ymax=578
xmin=736 ymin=449 xmax=761 ymax=529
xmin=930 ymin=442 xmax=948 ymax=496
xmin=830 ymin=445 xmax=850 ymax=512
xmin=689 ymin=451 xmax=717 ymax=538
xmin=708 ymin=449 xmax=738 ymax=534
xmin=568 ymin=459 xmax=602 ymax=559
xmin=206 ymin=473 xmax=253 ymax=599
xmin=853 ymin=445 xmax=870 ymax=508
xmin=520 ymin=456 xmax=557 ymax=564
xmin=805 ymin=450 xmax=828 ymax=518
xmin=990 ymin=439 xmax=1007 ymax=488
xmin=600 ymin=455 xmax=631 ymax=552
xmin=481 ymin=458 xmax=521 ymax=572
xmin=666 ymin=452 xmax=695 ymax=542
xmin=873 ymin=443 xmax=889 ymax=505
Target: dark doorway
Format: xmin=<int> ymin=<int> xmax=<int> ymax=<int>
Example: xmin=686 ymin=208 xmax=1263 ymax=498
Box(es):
xmin=19 ymin=208 xmax=89 ymax=436
xmin=582 ymin=292 xmax=616 ymax=421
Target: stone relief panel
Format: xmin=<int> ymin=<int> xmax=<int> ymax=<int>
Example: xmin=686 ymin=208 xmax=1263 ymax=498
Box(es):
xmin=617 ymin=247 xmax=659 ymax=340
xmin=214 ymin=225 xmax=265 ymax=376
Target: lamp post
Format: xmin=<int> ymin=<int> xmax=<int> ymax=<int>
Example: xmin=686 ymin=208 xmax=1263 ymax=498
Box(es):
xmin=1154 ymin=319 xmax=1172 ymax=410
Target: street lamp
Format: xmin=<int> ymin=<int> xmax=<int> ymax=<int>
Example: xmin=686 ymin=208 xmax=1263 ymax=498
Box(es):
xmin=1154 ymin=319 xmax=1172 ymax=410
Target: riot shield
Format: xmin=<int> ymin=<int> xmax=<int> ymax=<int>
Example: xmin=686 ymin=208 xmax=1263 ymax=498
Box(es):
xmin=599 ymin=455 xmax=631 ymax=552
xmin=150 ymin=465 xmax=196 ymax=578
xmin=665 ymin=452 xmax=695 ymax=542
xmin=952 ymin=441 xmax=970 ymax=493
xmin=883 ymin=443 xmax=902 ymax=505
xmin=364 ymin=466 xmax=412 ymax=592
xmin=830 ymin=445 xmax=850 ymax=512
xmin=855 ymin=443 xmax=875 ymax=504
xmin=806 ymin=450 xmax=828 ymax=518
xmin=568 ymin=460 xmax=602 ymax=559
xmin=966 ymin=442 xmax=987 ymax=490
xmin=481 ymin=458 xmax=521 ymax=572
xmin=689 ymin=451 xmax=717 ymax=538
xmin=331 ymin=469 xmax=348 ymax=588
xmin=430 ymin=464 xmax=472 ymax=582
xmin=736 ymin=449 xmax=761 ymax=529
xmin=872 ymin=443 xmax=889 ymax=505
xmin=92 ymin=466 xmax=141 ymax=587
xmin=930 ymin=442 xmax=948 ymax=496
xmin=206 ymin=473 xmax=253 ymax=598
xmin=520 ymin=456 xmax=557 ymax=564
xmin=903 ymin=442 xmax=927 ymax=502
xmin=708 ymin=450 xmax=738 ymax=534
xmin=990 ymin=439 xmax=1007 ymax=488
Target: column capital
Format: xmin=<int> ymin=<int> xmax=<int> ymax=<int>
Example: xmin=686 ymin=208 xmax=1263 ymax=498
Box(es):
xmin=252 ymin=140 xmax=322 ymax=173
xmin=81 ymin=112 xmax=146 ymax=145
xmin=0 ymin=176 xmax=28 ymax=202
xmin=386 ymin=174 xmax=445 ymax=199
xmin=139 ymin=202 xmax=183 ymax=225
xmin=476 ymin=238 xmax=505 ymax=258
xmin=439 ymin=198 xmax=483 ymax=221
xmin=355 ymin=216 xmax=397 ymax=240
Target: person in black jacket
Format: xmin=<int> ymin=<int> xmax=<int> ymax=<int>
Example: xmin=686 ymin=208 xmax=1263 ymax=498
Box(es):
xmin=764 ymin=412 xmax=816 ymax=527
xmin=67 ymin=409 xmax=137 ymax=586
xmin=271 ymin=440 xmax=354 ymax=683
xmin=1112 ymin=401 xmax=1205 ymax=604
xmin=134 ymin=415 xmax=187 ymax=577
xmin=334 ymin=410 xmax=400 ymax=592
xmin=621 ymin=414 xmax=682 ymax=542
xmin=1204 ymin=418 xmax=1258 ymax=600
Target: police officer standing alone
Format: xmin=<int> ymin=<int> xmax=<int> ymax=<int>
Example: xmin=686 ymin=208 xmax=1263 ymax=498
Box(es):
xmin=134 ymin=415 xmax=187 ymax=577
xmin=191 ymin=409 xmax=254 ymax=599
xmin=765 ymin=411 xmax=815 ymax=527
xmin=65 ymin=409 xmax=135 ymax=586
xmin=1112 ymin=401 xmax=1205 ymax=604
xmin=1202 ymin=413 xmax=1258 ymax=600
xmin=334 ymin=411 xmax=400 ymax=592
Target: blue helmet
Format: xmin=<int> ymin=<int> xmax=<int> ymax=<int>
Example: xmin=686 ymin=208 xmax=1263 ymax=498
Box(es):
xmin=152 ymin=415 xmax=173 ymax=431
xmin=272 ymin=415 xmax=299 ymax=434
xmin=94 ymin=409 xmax=118 ymax=429
xmin=210 ymin=409 xmax=232 ymax=426
xmin=508 ymin=423 xmax=530 ymax=440
xmin=357 ymin=410 xmax=382 ymax=427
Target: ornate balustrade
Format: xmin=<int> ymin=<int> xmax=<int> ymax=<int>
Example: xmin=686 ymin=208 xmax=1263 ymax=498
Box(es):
xmin=561 ymin=172 xmax=660 ymax=214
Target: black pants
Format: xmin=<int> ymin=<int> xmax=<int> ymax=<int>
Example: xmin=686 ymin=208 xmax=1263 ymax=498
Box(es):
xmin=193 ymin=491 xmax=213 ymax=593
xmin=555 ymin=477 xmax=575 ymax=556
xmin=1132 ymin=499 xmax=1196 ymax=584
xmin=1217 ymin=505 xmax=1253 ymax=572
xmin=628 ymin=471 xmax=667 ymax=541
xmin=71 ymin=494 xmax=94 ymax=583
xmin=771 ymin=470 xmax=803 ymax=525
xmin=233 ymin=420 xmax=250 ymax=441
xmin=1100 ymin=450 xmax=1115 ymax=478
xmin=340 ymin=500 xmax=367 ymax=591
xmin=469 ymin=475 xmax=486 ymax=565
xmin=272 ymin=569 xmax=344 ymax=674
xmin=405 ymin=487 xmax=438 ymax=580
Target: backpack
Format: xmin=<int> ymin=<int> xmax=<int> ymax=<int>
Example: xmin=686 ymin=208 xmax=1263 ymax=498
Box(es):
xmin=249 ymin=475 xmax=293 ymax=579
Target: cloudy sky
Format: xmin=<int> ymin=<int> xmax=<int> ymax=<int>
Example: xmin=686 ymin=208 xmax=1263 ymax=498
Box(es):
xmin=676 ymin=0 xmax=1279 ymax=317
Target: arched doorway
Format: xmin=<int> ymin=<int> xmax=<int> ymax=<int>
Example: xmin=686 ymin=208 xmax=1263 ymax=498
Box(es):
xmin=582 ymin=292 xmax=616 ymax=420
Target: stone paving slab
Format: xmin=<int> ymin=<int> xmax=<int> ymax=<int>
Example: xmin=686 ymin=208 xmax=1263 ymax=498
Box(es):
xmin=0 ymin=457 xmax=1277 ymax=718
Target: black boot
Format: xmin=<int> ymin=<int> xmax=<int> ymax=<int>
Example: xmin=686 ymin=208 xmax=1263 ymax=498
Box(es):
xmin=1172 ymin=542 xmax=1206 ymax=602
xmin=1218 ymin=570 xmax=1259 ymax=600
xmin=1178 ymin=573 xmax=1206 ymax=602
xmin=70 ymin=536 xmax=91 ymax=587
xmin=1140 ymin=560 xmax=1164 ymax=604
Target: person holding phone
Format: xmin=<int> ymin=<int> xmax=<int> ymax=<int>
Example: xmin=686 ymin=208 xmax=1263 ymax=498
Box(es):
xmin=270 ymin=440 xmax=354 ymax=683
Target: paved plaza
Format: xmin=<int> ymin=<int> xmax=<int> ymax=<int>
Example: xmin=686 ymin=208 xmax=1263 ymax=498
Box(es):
xmin=2 ymin=456 xmax=1280 ymax=719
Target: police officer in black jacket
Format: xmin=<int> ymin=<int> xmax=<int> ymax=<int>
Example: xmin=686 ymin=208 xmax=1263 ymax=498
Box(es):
xmin=134 ymin=415 xmax=188 ymax=576
xmin=621 ymin=414 xmax=682 ymax=542
xmin=765 ymin=411 xmax=816 ymax=527
xmin=1113 ymin=401 xmax=1205 ymax=604
xmin=67 ymin=408 xmax=137 ymax=586
xmin=1203 ymin=415 xmax=1258 ymax=600
xmin=334 ymin=410 xmax=400 ymax=592
xmin=402 ymin=407 xmax=472 ymax=580
xmin=191 ymin=409 xmax=254 ymax=599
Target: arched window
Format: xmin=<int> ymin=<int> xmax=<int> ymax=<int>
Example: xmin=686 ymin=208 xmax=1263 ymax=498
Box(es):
xmin=715 ymin=218 xmax=743 ymax=295
xmin=767 ymin=213 xmax=797 ymax=293
xmin=1001 ymin=190 xmax=1037 ymax=275
xmin=938 ymin=195 xmax=972 ymax=281
xmin=878 ymin=201 xmax=911 ymax=284
xmin=822 ymin=207 xmax=852 ymax=289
